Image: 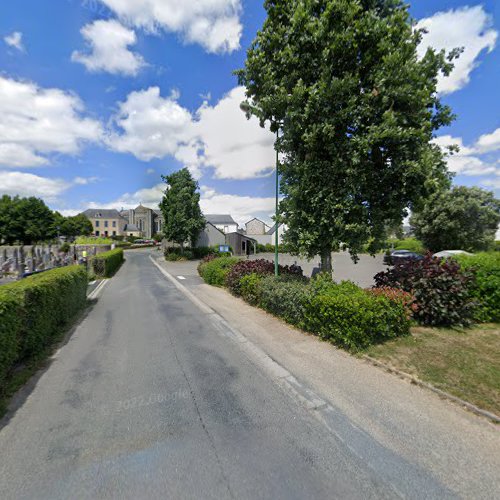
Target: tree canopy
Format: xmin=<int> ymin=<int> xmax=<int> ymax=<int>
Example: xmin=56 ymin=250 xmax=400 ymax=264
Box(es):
xmin=0 ymin=195 xmax=93 ymax=244
xmin=159 ymin=168 xmax=205 ymax=249
xmin=411 ymin=186 xmax=500 ymax=252
xmin=236 ymin=0 xmax=458 ymax=270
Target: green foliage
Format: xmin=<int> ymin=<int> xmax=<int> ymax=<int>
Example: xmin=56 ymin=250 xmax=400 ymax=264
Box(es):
xmin=59 ymin=242 xmax=71 ymax=253
xmin=0 ymin=266 xmax=88 ymax=395
xmin=160 ymin=168 xmax=205 ymax=248
xmin=237 ymin=0 xmax=455 ymax=270
xmin=375 ymin=254 xmax=476 ymax=326
xmin=53 ymin=212 xmax=93 ymax=239
xmin=239 ymin=273 xmax=264 ymax=305
xmin=302 ymin=281 xmax=411 ymax=350
xmin=197 ymin=256 xmax=239 ymax=286
xmin=90 ymin=248 xmax=124 ymax=278
xmin=0 ymin=195 xmax=56 ymax=244
xmin=75 ymin=236 xmax=113 ymax=245
xmin=411 ymin=186 xmax=500 ymax=252
xmin=164 ymin=248 xmax=194 ymax=261
xmin=259 ymin=275 xmax=310 ymax=325
xmin=455 ymin=252 xmax=500 ymax=322
xmin=391 ymin=238 xmax=425 ymax=253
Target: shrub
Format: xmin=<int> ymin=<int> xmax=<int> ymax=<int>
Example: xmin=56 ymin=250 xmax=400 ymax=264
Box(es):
xmin=455 ymin=252 xmax=500 ymax=322
xmin=198 ymin=256 xmax=240 ymax=286
xmin=0 ymin=266 xmax=88 ymax=394
xmin=90 ymin=248 xmax=124 ymax=278
xmin=225 ymin=259 xmax=303 ymax=296
xmin=59 ymin=242 xmax=71 ymax=253
xmin=239 ymin=273 xmax=264 ymax=305
xmin=374 ymin=253 xmax=476 ymax=326
xmin=75 ymin=236 xmax=113 ymax=245
xmin=367 ymin=286 xmax=416 ymax=320
xmin=302 ymin=280 xmax=411 ymax=350
xmin=259 ymin=275 xmax=310 ymax=325
xmin=392 ymin=237 xmax=425 ymax=254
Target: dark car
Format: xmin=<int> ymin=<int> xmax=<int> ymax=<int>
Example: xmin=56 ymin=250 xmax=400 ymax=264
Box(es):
xmin=384 ymin=250 xmax=424 ymax=266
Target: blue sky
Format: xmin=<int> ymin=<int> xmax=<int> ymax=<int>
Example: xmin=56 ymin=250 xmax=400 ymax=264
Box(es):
xmin=0 ymin=0 xmax=499 ymax=226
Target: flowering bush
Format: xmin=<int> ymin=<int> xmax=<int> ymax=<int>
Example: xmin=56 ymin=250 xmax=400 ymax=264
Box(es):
xmin=225 ymin=259 xmax=303 ymax=296
xmin=368 ymin=287 xmax=416 ymax=320
xmin=374 ymin=253 xmax=476 ymax=326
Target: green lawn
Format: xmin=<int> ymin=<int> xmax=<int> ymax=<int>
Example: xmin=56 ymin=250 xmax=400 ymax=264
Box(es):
xmin=363 ymin=324 xmax=500 ymax=416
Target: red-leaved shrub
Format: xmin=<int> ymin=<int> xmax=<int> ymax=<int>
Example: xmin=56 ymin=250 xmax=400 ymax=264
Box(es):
xmin=225 ymin=259 xmax=303 ymax=296
xmin=374 ymin=253 xmax=476 ymax=326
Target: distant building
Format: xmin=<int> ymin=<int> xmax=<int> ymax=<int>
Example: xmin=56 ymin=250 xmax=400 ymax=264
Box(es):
xmin=82 ymin=204 xmax=164 ymax=239
xmin=205 ymin=214 xmax=239 ymax=234
xmin=81 ymin=209 xmax=127 ymax=238
xmin=244 ymin=217 xmax=286 ymax=246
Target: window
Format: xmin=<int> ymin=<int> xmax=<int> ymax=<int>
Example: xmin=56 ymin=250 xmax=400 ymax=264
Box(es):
xmin=95 ymin=230 xmax=100 ymax=236
xmin=112 ymin=221 xmax=116 ymax=228
xmin=104 ymin=221 xmax=109 ymax=228
xmin=95 ymin=221 xmax=100 ymax=227
xmin=224 ymin=225 xmax=229 ymax=233
xmin=112 ymin=231 xmax=116 ymax=236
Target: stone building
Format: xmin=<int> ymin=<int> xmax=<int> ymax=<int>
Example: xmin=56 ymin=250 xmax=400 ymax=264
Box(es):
xmin=82 ymin=209 xmax=127 ymax=238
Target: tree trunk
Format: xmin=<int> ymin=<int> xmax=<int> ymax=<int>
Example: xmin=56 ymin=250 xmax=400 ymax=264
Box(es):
xmin=320 ymin=249 xmax=332 ymax=274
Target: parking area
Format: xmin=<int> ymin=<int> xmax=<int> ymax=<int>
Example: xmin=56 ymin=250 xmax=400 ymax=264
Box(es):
xmin=249 ymin=252 xmax=388 ymax=288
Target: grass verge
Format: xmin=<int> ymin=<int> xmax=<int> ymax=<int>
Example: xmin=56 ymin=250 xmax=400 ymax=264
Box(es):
xmin=362 ymin=324 xmax=500 ymax=416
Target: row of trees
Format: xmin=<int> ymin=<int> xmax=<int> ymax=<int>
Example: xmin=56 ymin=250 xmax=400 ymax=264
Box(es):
xmin=0 ymin=195 xmax=92 ymax=245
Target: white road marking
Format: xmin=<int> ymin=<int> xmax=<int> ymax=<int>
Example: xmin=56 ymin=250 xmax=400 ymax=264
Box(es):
xmin=177 ymin=275 xmax=186 ymax=280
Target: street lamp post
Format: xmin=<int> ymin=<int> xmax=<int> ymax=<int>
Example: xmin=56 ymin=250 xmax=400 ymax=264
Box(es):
xmin=240 ymin=101 xmax=280 ymax=276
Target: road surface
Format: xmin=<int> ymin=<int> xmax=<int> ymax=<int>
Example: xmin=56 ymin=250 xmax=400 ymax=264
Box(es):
xmin=0 ymin=250 xmax=496 ymax=499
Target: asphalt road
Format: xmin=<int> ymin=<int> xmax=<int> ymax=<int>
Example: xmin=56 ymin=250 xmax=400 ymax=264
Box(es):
xmin=0 ymin=251 xmax=487 ymax=499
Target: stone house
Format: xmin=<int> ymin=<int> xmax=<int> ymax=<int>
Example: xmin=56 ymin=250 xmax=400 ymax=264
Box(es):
xmin=82 ymin=209 xmax=127 ymax=238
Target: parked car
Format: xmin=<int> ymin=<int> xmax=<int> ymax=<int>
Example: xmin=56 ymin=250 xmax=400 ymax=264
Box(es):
xmin=384 ymin=250 xmax=424 ymax=265
xmin=433 ymin=250 xmax=474 ymax=259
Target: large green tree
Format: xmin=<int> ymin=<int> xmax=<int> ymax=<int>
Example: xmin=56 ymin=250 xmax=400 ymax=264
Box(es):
xmin=160 ymin=168 xmax=205 ymax=250
xmin=411 ymin=186 xmax=500 ymax=252
xmin=0 ymin=195 xmax=56 ymax=244
xmin=236 ymin=0 xmax=457 ymax=271
xmin=53 ymin=212 xmax=93 ymax=239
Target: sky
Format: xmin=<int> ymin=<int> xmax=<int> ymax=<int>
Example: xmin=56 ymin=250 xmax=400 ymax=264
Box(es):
xmin=0 ymin=0 xmax=499 ymax=227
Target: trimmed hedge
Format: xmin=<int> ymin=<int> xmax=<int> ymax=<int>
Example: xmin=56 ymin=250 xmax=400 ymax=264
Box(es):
xmin=90 ymin=248 xmax=124 ymax=277
xmin=198 ymin=257 xmax=410 ymax=350
xmin=302 ymin=280 xmax=411 ymax=350
xmin=455 ymin=252 xmax=500 ymax=322
xmin=0 ymin=265 xmax=88 ymax=395
xmin=197 ymin=256 xmax=240 ymax=286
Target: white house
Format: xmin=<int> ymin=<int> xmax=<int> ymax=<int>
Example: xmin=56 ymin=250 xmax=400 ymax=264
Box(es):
xmin=205 ymin=214 xmax=239 ymax=234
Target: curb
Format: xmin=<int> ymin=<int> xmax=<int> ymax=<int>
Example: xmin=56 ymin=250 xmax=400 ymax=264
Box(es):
xmin=362 ymin=355 xmax=500 ymax=424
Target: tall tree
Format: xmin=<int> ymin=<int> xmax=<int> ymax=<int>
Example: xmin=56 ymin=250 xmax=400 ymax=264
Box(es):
xmin=160 ymin=168 xmax=205 ymax=250
xmin=236 ymin=0 xmax=457 ymax=271
xmin=411 ymin=186 xmax=500 ymax=252
xmin=53 ymin=212 xmax=93 ymax=239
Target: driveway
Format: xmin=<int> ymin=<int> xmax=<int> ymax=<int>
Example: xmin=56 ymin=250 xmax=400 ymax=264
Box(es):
xmin=1 ymin=250 xmax=498 ymax=499
xmin=249 ymin=252 xmax=387 ymax=287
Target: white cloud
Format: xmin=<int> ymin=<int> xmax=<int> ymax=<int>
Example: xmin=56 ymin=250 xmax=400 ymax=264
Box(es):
xmin=433 ymin=134 xmax=498 ymax=177
xmin=107 ymin=87 xmax=195 ymax=166
xmin=0 ymin=76 xmax=102 ymax=168
xmin=71 ymin=19 xmax=145 ymax=76
xmin=200 ymin=187 xmax=276 ymax=227
xmin=108 ymin=86 xmax=276 ymax=180
xmin=73 ymin=176 xmax=99 ymax=185
xmin=194 ymin=87 xmax=276 ymax=179
xmin=417 ymin=6 xmax=497 ymax=94
xmin=476 ymin=128 xmax=500 ymax=153
xmin=0 ymin=171 xmax=71 ymax=201
xmin=88 ymin=183 xmax=166 ymax=211
xmin=85 ymin=183 xmax=275 ymax=227
xmin=4 ymin=31 xmax=24 ymax=52
xmin=99 ymin=0 xmax=242 ymax=54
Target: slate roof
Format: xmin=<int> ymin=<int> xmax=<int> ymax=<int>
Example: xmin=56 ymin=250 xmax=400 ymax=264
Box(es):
xmin=124 ymin=223 xmax=140 ymax=232
xmin=82 ymin=209 xmax=124 ymax=219
xmin=205 ymin=214 xmax=237 ymax=225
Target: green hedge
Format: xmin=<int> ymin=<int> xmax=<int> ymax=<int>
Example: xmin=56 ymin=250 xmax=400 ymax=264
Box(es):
xmin=90 ymin=248 xmax=124 ymax=277
xmin=455 ymin=252 xmax=500 ymax=322
xmin=0 ymin=265 xmax=88 ymax=394
xmin=197 ymin=256 xmax=239 ymax=286
xmin=198 ymin=257 xmax=410 ymax=351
